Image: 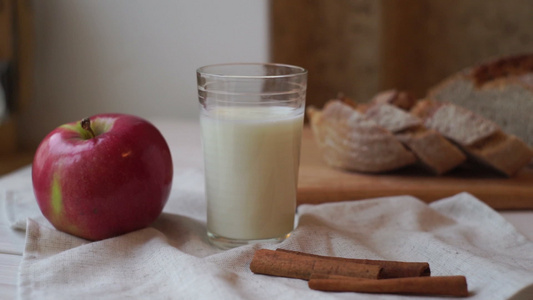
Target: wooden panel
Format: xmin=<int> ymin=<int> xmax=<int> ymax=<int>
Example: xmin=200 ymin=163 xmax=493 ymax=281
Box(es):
xmin=380 ymin=0 xmax=533 ymax=99
xmin=0 ymin=0 xmax=13 ymax=60
xmin=0 ymin=0 xmax=34 ymax=173
xmin=271 ymin=0 xmax=533 ymax=105
xmin=270 ymin=0 xmax=382 ymax=110
xmin=297 ymin=127 xmax=533 ymax=210
xmin=379 ymin=1 xmax=432 ymax=99
xmin=0 ymin=117 xmax=16 ymax=155
xmin=12 ymin=0 xmax=33 ymax=111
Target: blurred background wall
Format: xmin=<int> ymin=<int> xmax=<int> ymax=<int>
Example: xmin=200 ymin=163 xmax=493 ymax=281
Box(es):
xmin=16 ymin=0 xmax=269 ymax=149
xmin=1 ymin=0 xmax=533 ymax=173
xmin=271 ymin=0 xmax=533 ymax=108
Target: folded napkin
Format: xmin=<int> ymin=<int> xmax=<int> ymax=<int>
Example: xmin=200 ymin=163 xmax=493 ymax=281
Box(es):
xmin=3 ymin=168 xmax=533 ymax=300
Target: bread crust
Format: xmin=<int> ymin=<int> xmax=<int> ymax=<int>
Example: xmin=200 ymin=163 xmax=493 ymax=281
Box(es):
xmin=469 ymin=54 xmax=533 ymax=88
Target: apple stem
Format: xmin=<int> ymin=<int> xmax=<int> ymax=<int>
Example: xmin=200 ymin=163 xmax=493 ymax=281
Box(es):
xmin=81 ymin=118 xmax=96 ymax=138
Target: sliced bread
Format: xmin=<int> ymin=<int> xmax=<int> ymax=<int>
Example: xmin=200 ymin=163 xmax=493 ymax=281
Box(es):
xmin=307 ymin=100 xmax=416 ymax=173
xmin=363 ymin=99 xmax=466 ymax=175
xmin=411 ymin=99 xmax=533 ymax=176
xmin=429 ymin=54 xmax=533 ymax=147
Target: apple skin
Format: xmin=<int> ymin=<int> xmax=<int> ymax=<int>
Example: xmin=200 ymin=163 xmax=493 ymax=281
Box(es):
xmin=32 ymin=113 xmax=173 ymax=241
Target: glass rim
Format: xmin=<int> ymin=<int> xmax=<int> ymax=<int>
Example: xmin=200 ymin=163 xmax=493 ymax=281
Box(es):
xmin=196 ymin=62 xmax=307 ymax=79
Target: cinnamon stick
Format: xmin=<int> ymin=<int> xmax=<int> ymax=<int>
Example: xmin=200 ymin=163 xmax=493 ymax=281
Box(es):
xmin=310 ymin=273 xmax=369 ymax=280
xmin=249 ymin=249 xmax=382 ymax=280
xmin=277 ymin=248 xmax=430 ymax=278
xmin=309 ymin=276 xmax=468 ymax=297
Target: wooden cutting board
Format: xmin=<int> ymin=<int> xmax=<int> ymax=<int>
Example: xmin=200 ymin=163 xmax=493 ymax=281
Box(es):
xmin=297 ymin=127 xmax=533 ymax=210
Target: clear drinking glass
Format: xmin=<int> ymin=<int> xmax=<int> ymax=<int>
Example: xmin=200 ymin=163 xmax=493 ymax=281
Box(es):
xmin=197 ymin=63 xmax=307 ymax=249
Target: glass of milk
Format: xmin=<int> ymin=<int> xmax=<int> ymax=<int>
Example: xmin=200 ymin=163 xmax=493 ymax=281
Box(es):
xmin=197 ymin=63 xmax=307 ymax=249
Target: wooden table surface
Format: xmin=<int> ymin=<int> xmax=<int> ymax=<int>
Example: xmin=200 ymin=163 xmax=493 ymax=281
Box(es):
xmin=297 ymin=128 xmax=533 ymax=210
xmin=1 ymin=119 xmax=532 ymax=299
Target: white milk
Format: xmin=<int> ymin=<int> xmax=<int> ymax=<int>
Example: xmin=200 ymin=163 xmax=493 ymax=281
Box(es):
xmin=200 ymin=106 xmax=303 ymax=240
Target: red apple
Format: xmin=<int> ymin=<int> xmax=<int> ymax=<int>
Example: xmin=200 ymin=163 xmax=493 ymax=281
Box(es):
xmin=32 ymin=114 xmax=173 ymax=240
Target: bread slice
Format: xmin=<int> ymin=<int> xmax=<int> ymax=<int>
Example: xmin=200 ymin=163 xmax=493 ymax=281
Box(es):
xmin=307 ymin=100 xmax=416 ymax=173
xmin=371 ymin=89 xmax=418 ymax=111
xmin=362 ymin=102 xmax=421 ymax=133
xmin=412 ymin=99 xmax=533 ymax=176
xmin=411 ymin=100 xmax=500 ymax=146
xmin=466 ymin=131 xmax=533 ymax=177
xmin=429 ymin=54 xmax=533 ymax=147
xmin=395 ymin=128 xmax=467 ymax=175
xmin=362 ymin=99 xmax=466 ymax=175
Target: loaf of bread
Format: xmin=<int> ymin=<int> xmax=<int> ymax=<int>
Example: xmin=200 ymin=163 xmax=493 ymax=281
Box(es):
xmin=309 ymin=54 xmax=533 ymax=176
xmin=429 ymin=54 xmax=533 ymax=147
xmin=308 ymin=97 xmax=468 ymax=175
xmin=307 ymin=100 xmax=416 ymax=173
xmin=308 ymin=90 xmax=532 ymax=176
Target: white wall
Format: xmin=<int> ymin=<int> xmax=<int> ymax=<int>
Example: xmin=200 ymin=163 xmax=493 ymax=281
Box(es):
xmin=18 ymin=0 xmax=269 ymax=147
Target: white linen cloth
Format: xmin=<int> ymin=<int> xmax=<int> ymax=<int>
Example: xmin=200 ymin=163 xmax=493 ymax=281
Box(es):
xmin=3 ymin=167 xmax=533 ymax=300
